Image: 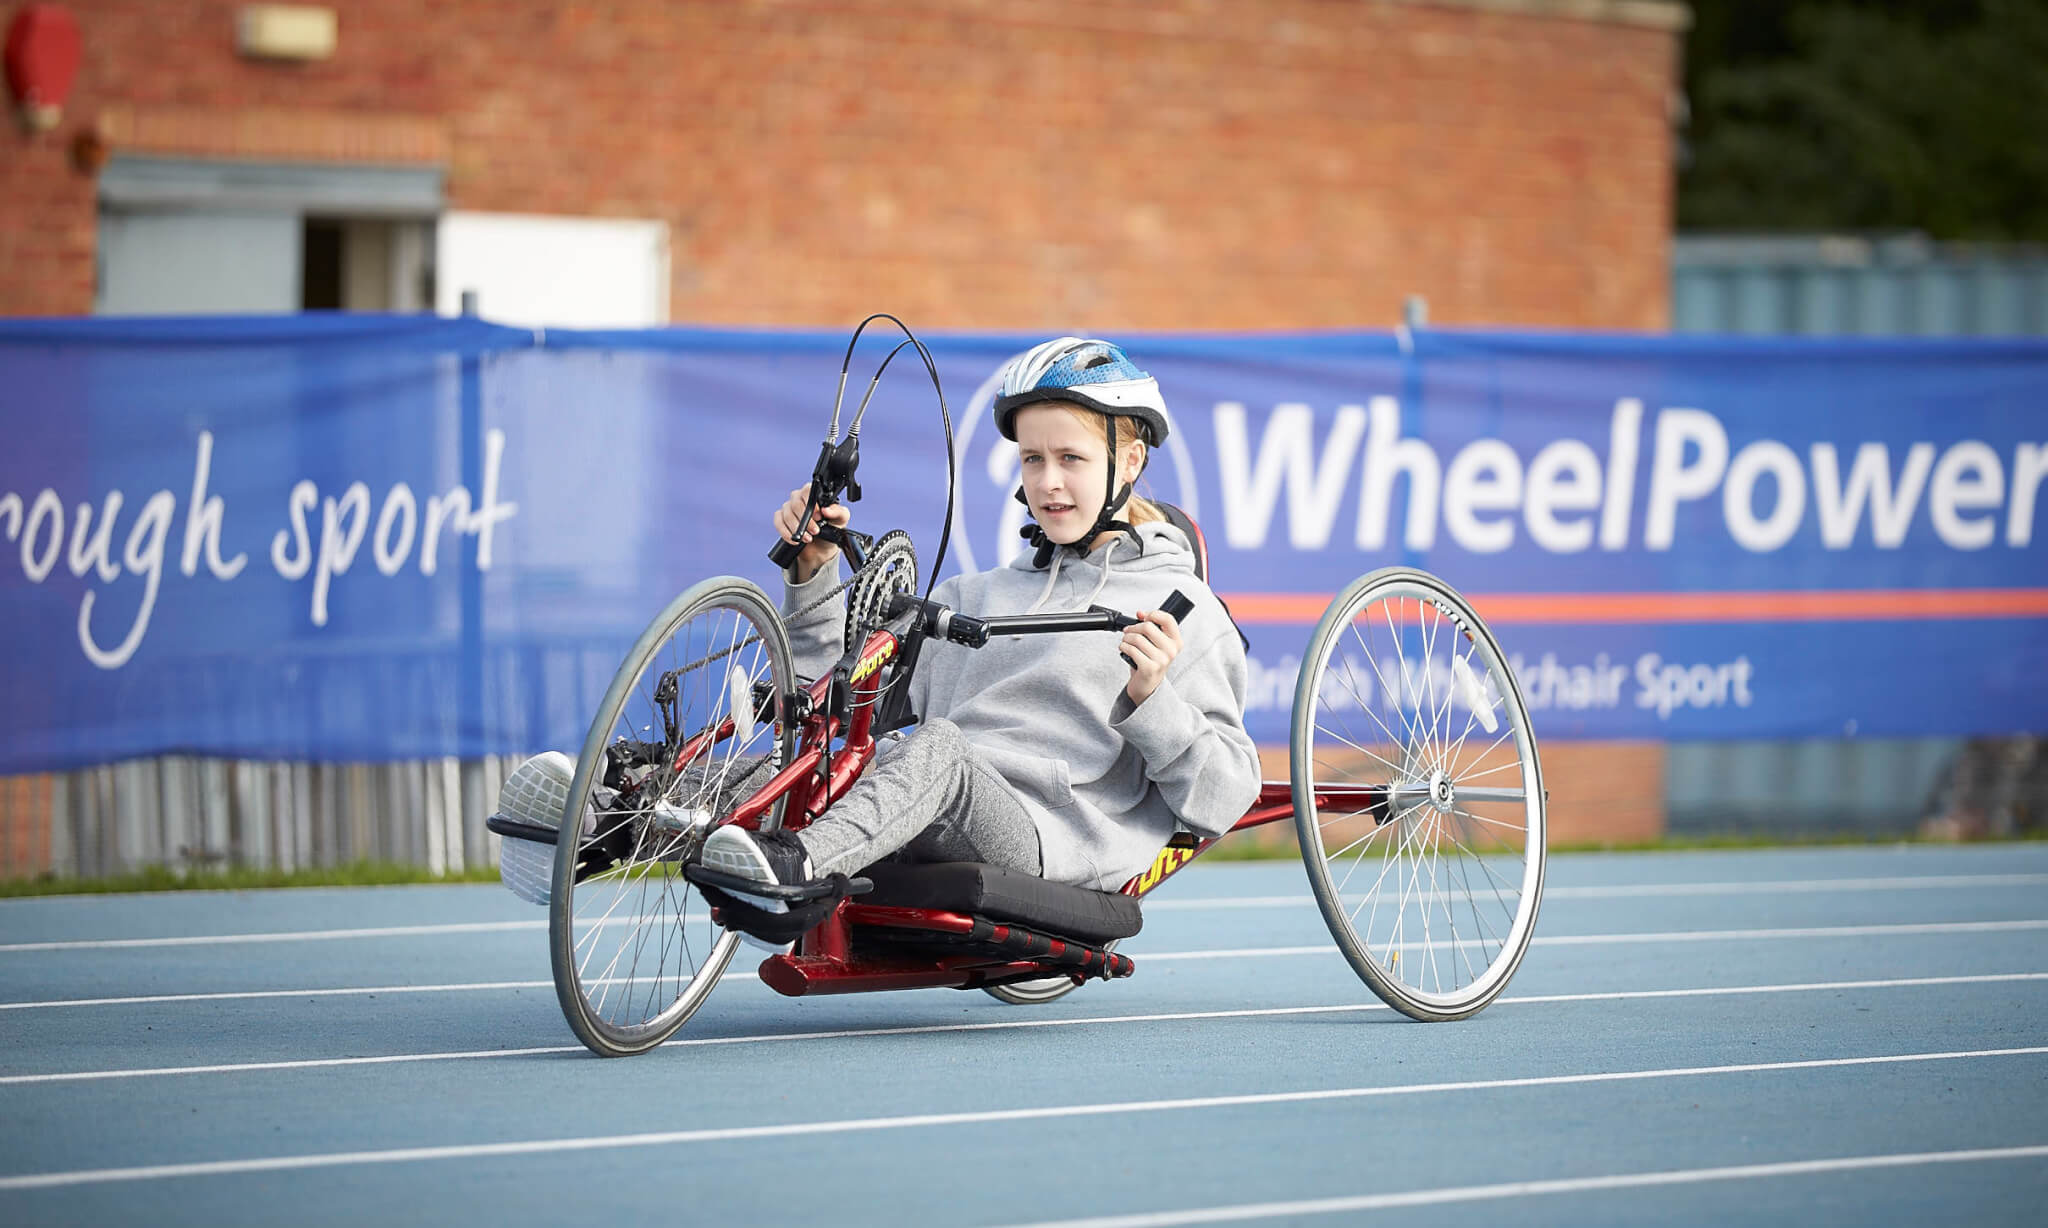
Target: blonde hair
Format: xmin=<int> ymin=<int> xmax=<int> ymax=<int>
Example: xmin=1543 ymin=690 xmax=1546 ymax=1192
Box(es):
xmin=1053 ymin=402 xmax=1164 ymax=526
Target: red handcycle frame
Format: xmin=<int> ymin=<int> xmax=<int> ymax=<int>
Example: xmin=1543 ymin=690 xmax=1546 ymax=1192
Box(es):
xmin=679 ymin=611 xmax=1379 ymax=998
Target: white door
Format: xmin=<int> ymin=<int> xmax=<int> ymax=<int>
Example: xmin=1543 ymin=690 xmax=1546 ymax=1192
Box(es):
xmin=435 ymin=212 xmax=670 ymax=328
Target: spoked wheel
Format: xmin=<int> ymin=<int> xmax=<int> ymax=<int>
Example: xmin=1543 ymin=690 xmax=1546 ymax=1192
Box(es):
xmin=549 ymin=577 xmax=796 ymax=1056
xmin=1290 ymin=567 xmax=1545 ymax=1021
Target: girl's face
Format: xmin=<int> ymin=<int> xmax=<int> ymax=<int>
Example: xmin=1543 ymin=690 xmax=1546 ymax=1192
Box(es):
xmin=1013 ymin=404 xmax=1144 ymax=546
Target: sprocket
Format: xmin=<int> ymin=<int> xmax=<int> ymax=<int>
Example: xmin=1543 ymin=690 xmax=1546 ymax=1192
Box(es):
xmin=844 ymin=529 xmax=919 ymax=652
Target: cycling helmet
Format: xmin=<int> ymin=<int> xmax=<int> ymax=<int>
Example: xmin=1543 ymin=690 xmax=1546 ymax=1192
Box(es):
xmin=992 ymin=337 xmax=1170 ymax=446
xmin=995 ymin=337 xmax=1168 ymax=567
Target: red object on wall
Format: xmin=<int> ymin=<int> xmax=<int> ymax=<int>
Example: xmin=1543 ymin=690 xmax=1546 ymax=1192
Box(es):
xmin=5 ymin=5 xmax=83 ymax=132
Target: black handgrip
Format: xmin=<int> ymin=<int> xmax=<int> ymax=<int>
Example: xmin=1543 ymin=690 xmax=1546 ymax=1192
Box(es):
xmin=1120 ymin=590 xmax=1197 ymax=670
xmin=768 ymin=534 xmax=804 ymax=569
xmin=945 ymin=612 xmax=990 ymax=647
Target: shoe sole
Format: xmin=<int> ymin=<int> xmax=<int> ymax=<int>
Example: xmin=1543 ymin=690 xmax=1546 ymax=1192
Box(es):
xmin=493 ymin=752 xmax=576 ymax=907
xmin=498 ymin=751 xmax=576 ymax=831
xmin=698 ymin=828 xmax=791 ymax=913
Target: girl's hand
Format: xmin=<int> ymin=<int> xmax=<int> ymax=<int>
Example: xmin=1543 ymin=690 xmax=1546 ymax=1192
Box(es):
xmin=1121 ymin=607 xmax=1184 ymax=706
xmin=774 ymin=485 xmax=851 ymax=583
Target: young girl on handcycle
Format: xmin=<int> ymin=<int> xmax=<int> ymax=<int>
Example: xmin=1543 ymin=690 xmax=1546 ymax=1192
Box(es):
xmin=695 ymin=337 xmax=1260 ymax=908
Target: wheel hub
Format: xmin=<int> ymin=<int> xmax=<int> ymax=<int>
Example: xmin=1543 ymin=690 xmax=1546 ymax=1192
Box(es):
xmin=1427 ymin=770 xmax=1456 ymax=814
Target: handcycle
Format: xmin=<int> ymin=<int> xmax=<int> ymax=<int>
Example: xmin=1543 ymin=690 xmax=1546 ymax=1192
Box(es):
xmin=493 ymin=320 xmax=1547 ymax=1058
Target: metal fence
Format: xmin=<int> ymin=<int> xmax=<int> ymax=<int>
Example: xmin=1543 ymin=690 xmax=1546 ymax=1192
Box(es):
xmin=1668 ymin=234 xmax=2048 ymax=837
xmin=2 ymin=756 xmax=521 ymax=881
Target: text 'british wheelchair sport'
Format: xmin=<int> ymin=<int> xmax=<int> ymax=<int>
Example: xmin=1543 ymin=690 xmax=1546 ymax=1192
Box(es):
xmin=489 ymin=317 xmax=1547 ymax=1058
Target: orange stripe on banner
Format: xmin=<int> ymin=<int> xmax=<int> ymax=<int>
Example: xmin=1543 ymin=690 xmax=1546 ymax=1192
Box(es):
xmin=1218 ymin=588 xmax=2048 ymax=625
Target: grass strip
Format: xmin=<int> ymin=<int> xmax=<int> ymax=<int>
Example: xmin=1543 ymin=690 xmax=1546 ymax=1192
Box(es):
xmin=0 ymin=860 xmax=503 ymax=899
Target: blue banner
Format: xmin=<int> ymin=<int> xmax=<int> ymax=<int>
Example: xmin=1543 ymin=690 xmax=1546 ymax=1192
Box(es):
xmin=2 ymin=316 xmax=2043 ymax=771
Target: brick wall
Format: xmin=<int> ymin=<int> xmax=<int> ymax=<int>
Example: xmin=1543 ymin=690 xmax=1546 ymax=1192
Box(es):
xmin=1 ymin=0 xmax=1682 ymax=329
xmin=0 ymin=0 xmax=1683 ymax=858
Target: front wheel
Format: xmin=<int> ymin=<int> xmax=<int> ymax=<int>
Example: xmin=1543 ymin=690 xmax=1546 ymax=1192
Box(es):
xmin=1290 ymin=568 xmax=1545 ymax=1021
xmin=549 ymin=577 xmax=797 ymax=1056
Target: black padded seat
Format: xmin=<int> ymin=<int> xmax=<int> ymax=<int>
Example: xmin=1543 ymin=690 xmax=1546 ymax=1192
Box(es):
xmin=859 ymin=861 xmax=1142 ymax=944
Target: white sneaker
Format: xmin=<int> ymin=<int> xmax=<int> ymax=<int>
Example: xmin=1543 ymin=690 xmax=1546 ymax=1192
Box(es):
xmin=493 ymin=752 xmax=577 ymax=906
xmin=698 ymin=825 xmax=814 ymax=914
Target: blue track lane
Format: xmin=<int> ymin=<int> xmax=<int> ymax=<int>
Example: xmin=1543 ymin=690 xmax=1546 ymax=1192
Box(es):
xmin=2 ymin=844 xmax=2045 ymax=1226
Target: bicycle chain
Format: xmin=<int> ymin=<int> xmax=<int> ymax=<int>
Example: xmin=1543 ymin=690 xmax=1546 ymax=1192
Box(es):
xmin=662 ymin=572 xmax=857 ymax=679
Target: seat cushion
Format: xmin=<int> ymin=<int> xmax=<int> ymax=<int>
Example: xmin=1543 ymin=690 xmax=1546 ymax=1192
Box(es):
xmin=858 ymin=861 xmax=1143 ymax=944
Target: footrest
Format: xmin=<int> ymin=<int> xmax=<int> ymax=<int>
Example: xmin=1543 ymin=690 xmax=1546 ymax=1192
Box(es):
xmin=682 ymin=863 xmax=873 ymax=904
xmin=486 ymin=815 xmax=554 ymax=844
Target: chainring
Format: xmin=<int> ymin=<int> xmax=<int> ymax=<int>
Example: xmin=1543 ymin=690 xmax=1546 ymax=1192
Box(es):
xmin=845 ymin=529 xmax=919 ymax=652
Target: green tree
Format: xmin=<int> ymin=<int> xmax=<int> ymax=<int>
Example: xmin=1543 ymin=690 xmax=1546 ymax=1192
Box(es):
xmin=1680 ymin=0 xmax=2048 ymax=238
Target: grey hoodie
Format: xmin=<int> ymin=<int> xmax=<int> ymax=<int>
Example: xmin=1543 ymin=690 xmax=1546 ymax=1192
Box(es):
xmin=783 ymin=522 xmax=1263 ymax=890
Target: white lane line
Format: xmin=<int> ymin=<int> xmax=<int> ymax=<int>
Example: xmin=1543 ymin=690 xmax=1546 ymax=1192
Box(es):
xmin=0 ymin=920 xmax=544 ymax=953
xmin=6 ymin=972 xmax=2043 ymax=1085
xmin=8 ymin=913 xmax=2046 ymax=957
xmin=997 ymin=1144 xmax=2048 ymax=1228
xmin=1 ymin=1046 xmax=2042 ymax=1191
xmin=0 ymin=981 xmax=560 ymax=1011
xmin=1149 ymin=873 xmax=2048 ymax=910
xmin=1142 ymin=918 xmax=2048 ymax=960
xmin=7 ymin=918 xmax=2048 ymax=1011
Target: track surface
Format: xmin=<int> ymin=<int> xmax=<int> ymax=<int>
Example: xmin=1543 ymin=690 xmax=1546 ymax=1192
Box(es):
xmin=3 ymin=845 xmax=2046 ymax=1225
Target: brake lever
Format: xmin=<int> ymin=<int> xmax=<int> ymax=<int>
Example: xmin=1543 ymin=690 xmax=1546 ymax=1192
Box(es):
xmin=768 ymin=435 xmax=864 ymax=568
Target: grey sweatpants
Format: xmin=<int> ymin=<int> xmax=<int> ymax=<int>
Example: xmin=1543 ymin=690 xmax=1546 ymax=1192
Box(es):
xmin=794 ymin=718 xmax=1043 ymax=877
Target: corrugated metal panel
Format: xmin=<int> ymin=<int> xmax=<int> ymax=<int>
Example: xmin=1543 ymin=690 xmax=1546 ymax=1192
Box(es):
xmin=1666 ymin=236 xmax=2044 ymax=834
xmin=1672 ymin=235 xmax=2048 ymax=336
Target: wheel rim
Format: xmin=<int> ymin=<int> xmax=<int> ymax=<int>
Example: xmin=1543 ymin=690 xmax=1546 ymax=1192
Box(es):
xmin=552 ymin=579 xmax=793 ymax=1052
xmin=1291 ymin=570 xmax=1544 ymax=1018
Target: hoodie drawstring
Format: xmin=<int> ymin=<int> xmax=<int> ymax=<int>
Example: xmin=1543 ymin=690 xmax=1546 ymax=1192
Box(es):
xmin=1023 ymin=550 xmax=1065 ymax=615
xmin=1023 ymin=535 xmax=1124 ymax=616
xmin=1082 ymin=536 xmax=1120 ymax=608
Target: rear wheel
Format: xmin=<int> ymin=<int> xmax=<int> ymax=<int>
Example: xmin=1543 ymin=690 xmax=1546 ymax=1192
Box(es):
xmin=983 ymin=946 xmax=1116 ymax=1006
xmin=1290 ymin=568 xmax=1545 ymax=1021
xmin=984 ymin=977 xmax=1081 ymax=1006
xmin=549 ymin=577 xmax=796 ymax=1056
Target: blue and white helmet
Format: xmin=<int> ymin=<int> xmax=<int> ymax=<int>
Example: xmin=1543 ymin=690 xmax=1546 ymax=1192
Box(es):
xmin=992 ymin=337 xmax=1170 ymax=445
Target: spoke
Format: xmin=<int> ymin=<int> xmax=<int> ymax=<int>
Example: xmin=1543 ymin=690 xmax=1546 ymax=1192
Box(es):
xmin=1443 ymin=819 xmax=1524 ymax=907
xmin=1353 ymin=628 xmax=1414 ymax=773
xmin=1314 ymin=725 xmax=1411 ymax=779
xmin=1445 ymin=832 xmax=1509 ymax=954
xmin=618 ymin=862 xmax=663 ymax=1024
xmin=1386 ymin=801 xmax=1428 ymax=981
xmin=661 ymin=864 xmax=698 ymax=978
xmin=1418 ymin=816 xmax=1445 ymax=992
xmin=1423 ymin=813 xmax=1461 ymax=991
xmin=1451 ymin=758 xmax=1526 ymax=784
xmin=1338 ymin=794 xmax=1429 ymax=898
xmin=1324 ymin=814 xmax=1396 ymax=864
xmin=1332 ymin=628 xmax=1411 ymax=752
xmin=1441 ymin=823 xmax=1517 ymax=957
xmin=1379 ymin=598 xmax=1434 ymax=772
xmin=1353 ymin=612 xmax=1428 ymax=766
xmin=1419 ymin=601 xmax=1451 ymax=776
xmin=1456 ymin=806 xmax=1531 ymax=838
xmin=574 ymin=855 xmax=652 ymax=968
xmin=1449 ymin=724 xmax=1516 ymax=787
xmin=1359 ymin=797 xmax=1426 ymax=964
xmin=1433 ymin=649 xmax=1491 ymax=777
xmin=1444 ymin=838 xmax=1485 ymax=981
